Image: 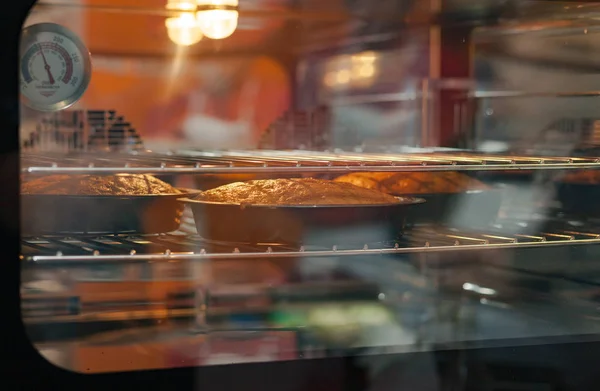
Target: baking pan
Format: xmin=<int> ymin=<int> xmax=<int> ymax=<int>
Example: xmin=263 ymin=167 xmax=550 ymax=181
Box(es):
xmin=21 ymin=190 xmax=196 ymax=235
xmin=403 ymin=189 xmax=503 ymax=228
xmin=181 ymin=196 xmax=425 ymax=245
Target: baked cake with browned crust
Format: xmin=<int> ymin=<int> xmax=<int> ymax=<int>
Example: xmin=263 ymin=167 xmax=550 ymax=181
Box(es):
xmin=196 ymin=178 xmax=402 ymax=205
xmin=334 ymin=171 xmax=489 ymax=195
xmin=21 ymin=174 xmax=180 ymax=195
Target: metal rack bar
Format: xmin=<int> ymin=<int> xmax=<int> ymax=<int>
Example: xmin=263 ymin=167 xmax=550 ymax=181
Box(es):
xmin=23 ymin=308 xmax=195 ymax=325
xmin=20 ymin=150 xmax=600 ymax=174
xmin=22 ymin=226 xmax=600 ymax=266
xmin=470 ymin=90 xmax=600 ymax=100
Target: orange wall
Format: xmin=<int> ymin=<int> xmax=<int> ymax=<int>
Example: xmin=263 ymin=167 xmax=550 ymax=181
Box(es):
xmin=78 ymin=0 xmax=290 ymax=145
xmin=81 ymin=56 xmax=290 ymax=143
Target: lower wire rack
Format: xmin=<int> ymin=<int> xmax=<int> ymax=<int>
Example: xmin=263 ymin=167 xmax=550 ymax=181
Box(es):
xmin=21 ymin=218 xmax=600 ymax=265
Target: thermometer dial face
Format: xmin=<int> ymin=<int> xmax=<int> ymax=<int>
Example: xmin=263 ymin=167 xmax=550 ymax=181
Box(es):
xmin=20 ymin=23 xmax=92 ymax=112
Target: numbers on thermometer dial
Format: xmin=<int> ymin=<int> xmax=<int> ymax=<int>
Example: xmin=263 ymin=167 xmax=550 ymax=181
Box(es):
xmin=20 ymin=23 xmax=91 ymax=112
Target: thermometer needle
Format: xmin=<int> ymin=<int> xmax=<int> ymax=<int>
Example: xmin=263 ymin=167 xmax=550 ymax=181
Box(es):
xmin=38 ymin=44 xmax=55 ymax=85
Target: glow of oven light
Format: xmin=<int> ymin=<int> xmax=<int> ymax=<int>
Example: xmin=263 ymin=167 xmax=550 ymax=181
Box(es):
xmin=349 ymin=65 xmax=375 ymax=88
xmin=358 ymin=64 xmax=375 ymax=78
xmin=350 ymin=51 xmax=378 ymax=86
xmin=352 ymin=51 xmax=377 ymax=63
xmin=336 ymin=69 xmax=351 ymax=84
xmin=351 ymin=52 xmax=377 ymax=72
xmin=324 ymin=72 xmax=337 ymax=87
xmin=166 ymin=0 xmax=197 ymax=11
xmin=196 ymin=0 xmax=239 ymax=40
xmin=462 ymin=282 xmax=496 ymax=296
xmin=324 ymin=51 xmax=379 ymax=89
xmin=165 ymin=12 xmax=204 ymax=46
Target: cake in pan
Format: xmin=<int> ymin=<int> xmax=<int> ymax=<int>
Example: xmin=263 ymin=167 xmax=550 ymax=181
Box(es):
xmin=195 ymin=177 xmax=405 ymax=205
xmin=21 ymin=174 xmax=181 ymax=195
xmin=333 ymin=171 xmax=489 ymax=195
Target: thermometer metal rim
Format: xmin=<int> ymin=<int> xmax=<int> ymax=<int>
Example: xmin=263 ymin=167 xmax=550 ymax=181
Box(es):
xmin=20 ymin=23 xmax=92 ymax=112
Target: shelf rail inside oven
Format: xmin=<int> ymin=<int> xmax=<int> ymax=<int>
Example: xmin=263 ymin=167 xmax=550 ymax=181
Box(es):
xmin=21 ymin=150 xmax=600 ymax=174
xmin=21 ymin=223 xmax=600 ymax=266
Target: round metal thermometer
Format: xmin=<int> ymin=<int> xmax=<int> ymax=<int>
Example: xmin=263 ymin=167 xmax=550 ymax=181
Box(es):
xmin=20 ymin=23 xmax=92 ymax=112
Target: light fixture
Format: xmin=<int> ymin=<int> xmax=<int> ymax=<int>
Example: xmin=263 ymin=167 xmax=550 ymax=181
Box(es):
xmin=336 ymin=69 xmax=351 ymax=85
xmin=165 ymin=12 xmax=203 ymax=46
xmin=166 ymin=0 xmax=197 ymax=11
xmin=196 ymin=0 xmax=239 ymax=40
xmin=352 ymin=51 xmax=377 ymax=63
xmin=323 ymin=51 xmax=379 ymax=89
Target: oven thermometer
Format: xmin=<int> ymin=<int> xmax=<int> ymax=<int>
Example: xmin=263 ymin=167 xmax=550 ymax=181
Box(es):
xmin=20 ymin=23 xmax=92 ymax=112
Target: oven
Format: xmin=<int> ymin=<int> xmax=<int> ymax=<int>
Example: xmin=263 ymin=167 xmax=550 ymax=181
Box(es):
xmin=13 ymin=0 xmax=600 ymax=389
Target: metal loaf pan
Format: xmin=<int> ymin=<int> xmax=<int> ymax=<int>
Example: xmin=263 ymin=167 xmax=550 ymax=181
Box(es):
xmin=21 ymin=190 xmax=196 ymax=235
xmin=328 ymin=171 xmax=503 ymax=228
xmin=181 ymin=196 xmax=425 ymax=245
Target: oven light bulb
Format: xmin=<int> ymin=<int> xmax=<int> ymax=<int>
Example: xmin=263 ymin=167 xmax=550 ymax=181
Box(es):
xmin=165 ymin=12 xmax=203 ymax=46
xmin=166 ymin=0 xmax=197 ymax=11
xmin=196 ymin=0 xmax=239 ymax=40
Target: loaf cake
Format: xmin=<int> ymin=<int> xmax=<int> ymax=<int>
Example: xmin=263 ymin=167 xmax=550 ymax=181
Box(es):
xmin=194 ymin=173 xmax=301 ymax=191
xmin=195 ymin=178 xmax=403 ymax=205
xmin=21 ymin=174 xmax=181 ymax=195
xmin=334 ymin=171 xmax=489 ymax=195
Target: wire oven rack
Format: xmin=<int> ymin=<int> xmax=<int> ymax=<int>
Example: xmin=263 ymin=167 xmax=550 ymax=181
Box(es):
xmin=21 ymin=215 xmax=600 ymax=338
xmin=21 ymin=217 xmax=600 ymax=266
xmin=21 ymin=150 xmax=600 ymax=174
xmin=22 ymin=210 xmax=600 ymax=341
